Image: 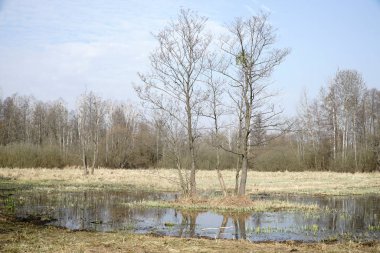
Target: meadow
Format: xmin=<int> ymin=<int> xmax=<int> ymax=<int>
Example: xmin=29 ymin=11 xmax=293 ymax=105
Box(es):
xmin=1 ymin=167 xmax=379 ymax=195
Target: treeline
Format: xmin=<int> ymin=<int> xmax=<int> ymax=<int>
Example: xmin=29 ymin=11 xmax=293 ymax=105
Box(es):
xmin=294 ymin=70 xmax=380 ymax=172
xmin=0 ymin=11 xmax=379 ymax=175
xmin=0 ymin=93 xmax=160 ymax=169
xmin=0 ymin=92 xmax=238 ymax=170
xmin=0 ymin=72 xmax=379 ymax=172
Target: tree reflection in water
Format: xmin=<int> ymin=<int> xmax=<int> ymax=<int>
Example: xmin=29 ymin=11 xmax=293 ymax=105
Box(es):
xmin=5 ymin=190 xmax=380 ymax=242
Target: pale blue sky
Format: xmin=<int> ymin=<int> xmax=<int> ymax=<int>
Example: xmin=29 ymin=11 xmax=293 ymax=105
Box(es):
xmin=0 ymin=0 xmax=379 ymax=116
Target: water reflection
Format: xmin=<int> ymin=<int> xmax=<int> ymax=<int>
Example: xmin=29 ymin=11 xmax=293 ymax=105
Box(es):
xmin=2 ymin=190 xmax=379 ymax=242
xmin=178 ymin=211 xmax=198 ymax=237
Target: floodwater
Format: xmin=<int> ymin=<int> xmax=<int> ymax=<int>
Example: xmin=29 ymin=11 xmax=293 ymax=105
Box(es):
xmin=1 ymin=188 xmax=379 ymax=242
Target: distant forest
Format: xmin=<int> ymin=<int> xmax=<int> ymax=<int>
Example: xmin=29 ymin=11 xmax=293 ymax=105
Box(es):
xmin=2 ymin=9 xmax=379 ymax=178
xmin=0 ymin=70 xmax=379 ymax=172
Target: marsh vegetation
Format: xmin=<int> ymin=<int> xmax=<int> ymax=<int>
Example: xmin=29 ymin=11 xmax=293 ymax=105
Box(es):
xmin=1 ymin=169 xmax=379 ymax=245
xmin=0 ymin=6 xmax=379 ymax=253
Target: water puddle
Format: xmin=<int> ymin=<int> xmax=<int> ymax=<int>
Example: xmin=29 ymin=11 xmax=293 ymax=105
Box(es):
xmin=1 ymin=188 xmax=379 ymax=242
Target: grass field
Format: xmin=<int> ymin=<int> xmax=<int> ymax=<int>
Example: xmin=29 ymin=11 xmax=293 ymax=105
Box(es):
xmin=0 ymin=167 xmax=379 ymax=195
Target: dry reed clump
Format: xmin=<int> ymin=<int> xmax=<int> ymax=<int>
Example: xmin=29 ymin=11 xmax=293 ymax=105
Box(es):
xmin=176 ymin=195 xmax=254 ymax=207
xmin=126 ymin=195 xmax=319 ymax=213
xmin=210 ymin=195 xmax=254 ymax=207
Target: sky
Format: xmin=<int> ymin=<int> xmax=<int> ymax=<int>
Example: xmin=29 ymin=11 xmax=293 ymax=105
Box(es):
xmin=0 ymin=0 xmax=379 ymax=116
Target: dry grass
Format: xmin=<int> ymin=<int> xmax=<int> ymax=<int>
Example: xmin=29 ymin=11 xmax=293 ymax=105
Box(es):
xmin=126 ymin=195 xmax=319 ymax=213
xmin=0 ymin=218 xmax=378 ymax=253
xmin=0 ymin=167 xmax=379 ymax=195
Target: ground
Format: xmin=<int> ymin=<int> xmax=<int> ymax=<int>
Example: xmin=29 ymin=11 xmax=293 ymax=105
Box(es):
xmin=0 ymin=167 xmax=379 ymax=195
xmin=0 ymin=217 xmax=379 ymax=253
xmin=0 ymin=167 xmax=379 ymax=252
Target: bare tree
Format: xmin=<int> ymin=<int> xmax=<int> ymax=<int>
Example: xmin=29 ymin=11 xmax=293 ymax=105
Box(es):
xmin=46 ymin=100 xmax=69 ymax=153
xmin=227 ymin=88 xmax=244 ymax=195
xmin=1 ymin=95 xmax=23 ymax=145
xmin=105 ymin=102 xmax=139 ymax=168
xmin=296 ymin=70 xmax=376 ymax=172
xmin=204 ymin=57 xmax=228 ymax=196
xmin=161 ymin=108 xmax=191 ymax=194
xmin=77 ymin=92 xmax=108 ymax=175
xmin=366 ymin=89 xmax=380 ymax=171
xmin=297 ymin=90 xmax=327 ymax=170
xmin=332 ymin=70 xmax=365 ymax=169
xmin=324 ymin=83 xmax=339 ymax=161
xmin=32 ymin=101 xmax=48 ymax=146
xmin=135 ymin=9 xmax=211 ymax=196
xmin=220 ymin=13 xmax=289 ymax=195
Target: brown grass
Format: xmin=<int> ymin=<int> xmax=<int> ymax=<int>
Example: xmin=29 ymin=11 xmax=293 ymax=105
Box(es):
xmin=163 ymin=195 xmax=254 ymax=207
xmin=0 ymin=218 xmax=378 ymax=253
xmin=126 ymin=195 xmax=319 ymax=213
xmin=0 ymin=167 xmax=379 ymax=195
xmin=189 ymin=195 xmax=254 ymax=207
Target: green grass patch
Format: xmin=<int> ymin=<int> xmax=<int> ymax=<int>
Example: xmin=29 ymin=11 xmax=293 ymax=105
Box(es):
xmin=368 ymin=224 xmax=380 ymax=231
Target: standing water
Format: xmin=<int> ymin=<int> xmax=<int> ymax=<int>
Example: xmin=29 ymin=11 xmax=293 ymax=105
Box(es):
xmin=1 ymin=189 xmax=379 ymax=242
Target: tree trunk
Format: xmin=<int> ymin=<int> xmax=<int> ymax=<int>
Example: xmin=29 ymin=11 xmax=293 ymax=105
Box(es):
xmin=333 ymin=106 xmax=337 ymax=160
xmin=82 ymin=146 xmax=88 ymax=175
xmin=91 ymin=133 xmax=99 ymax=175
xmin=216 ymin=146 xmax=227 ymax=196
xmin=342 ymin=122 xmax=347 ymax=164
xmin=189 ymin=144 xmax=196 ymax=196
xmin=217 ymin=216 xmax=229 ymax=238
xmin=353 ymin=118 xmax=358 ymax=171
xmin=234 ymin=156 xmax=241 ymax=195
xmin=175 ymin=153 xmax=188 ymax=195
xmin=105 ymin=128 xmax=108 ymax=165
xmin=237 ymin=216 xmax=247 ymax=240
xmin=186 ymin=94 xmax=196 ymax=196
xmin=238 ymin=100 xmax=251 ymax=196
xmin=189 ymin=213 xmax=197 ymax=237
xmin=233 ymin=218 xmax=239 ymax=240
xmin=238 ymin=154 xmax=248 ymax=196
xmin=235 ymin=111 xmax=243 ymax=195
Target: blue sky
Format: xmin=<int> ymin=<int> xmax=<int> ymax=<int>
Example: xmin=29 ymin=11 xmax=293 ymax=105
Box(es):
xmin=0 ymin=0 xmax=379 ymax=116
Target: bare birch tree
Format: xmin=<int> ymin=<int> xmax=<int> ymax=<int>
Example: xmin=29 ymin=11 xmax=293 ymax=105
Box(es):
xmin=204 ymin=57 xmax=228 ymax=196
xmin=77 ymin=92 xmax=108 ymax=175
xmin=220 ymin=13 xmax=289 ymax=195
xmin=161 ymin=108 xmax=190 ymax=194
xmin=106 ymin=102 xmax=139 ymax=168
xmin=332 ymin=70 xmax=365 ymax=169
xmin=135 ymin=9 xmax=211 ymax=196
